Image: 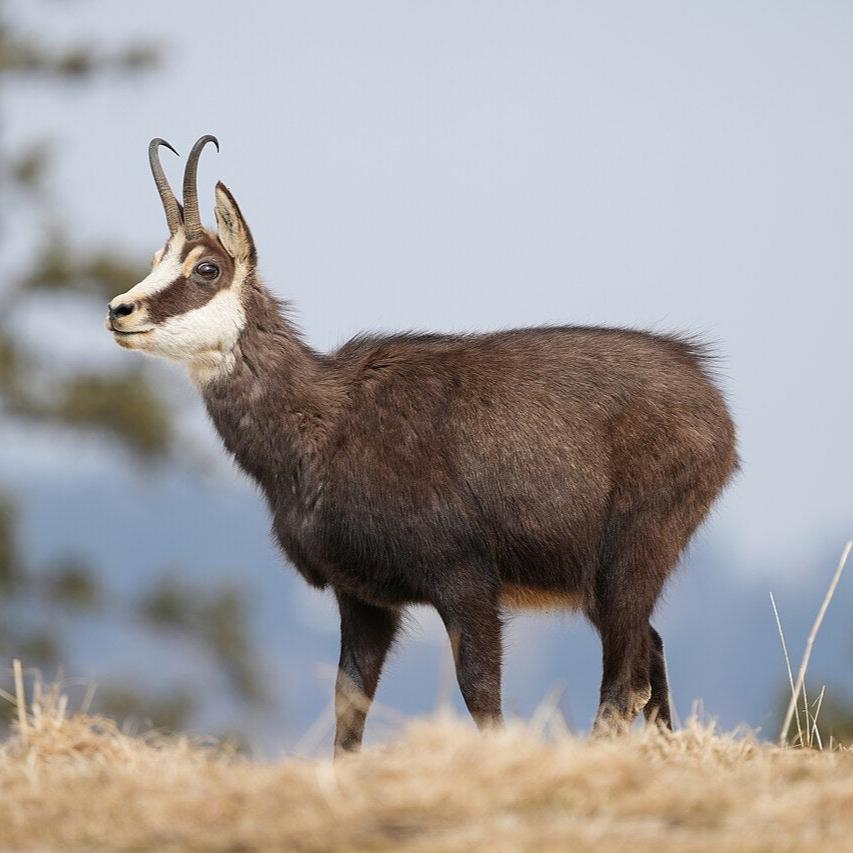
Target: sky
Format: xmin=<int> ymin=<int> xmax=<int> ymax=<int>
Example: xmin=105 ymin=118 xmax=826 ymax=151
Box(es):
xmin=3 ymin=0 xmax=852 ymax=746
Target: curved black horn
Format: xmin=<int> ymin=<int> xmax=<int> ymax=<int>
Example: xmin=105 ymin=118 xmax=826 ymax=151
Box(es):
xmin=182 ymin=134 xmax=219 ymax=239
xmin=148 ymin=138 xmax=182 ymax=234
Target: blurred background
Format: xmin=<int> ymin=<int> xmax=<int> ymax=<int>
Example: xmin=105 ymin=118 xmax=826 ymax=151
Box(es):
xmin=1 ymin=0 xmax=851 ymax=754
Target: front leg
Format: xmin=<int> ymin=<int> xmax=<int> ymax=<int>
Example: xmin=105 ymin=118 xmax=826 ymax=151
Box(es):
xmin=334 ymin=591 xmax=400 ymax=756
xmin=439 ymin=595 xmax=504 ymax=728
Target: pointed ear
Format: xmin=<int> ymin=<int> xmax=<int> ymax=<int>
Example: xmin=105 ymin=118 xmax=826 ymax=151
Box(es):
xmin=214 ymin=182 xmax=256 ymax=264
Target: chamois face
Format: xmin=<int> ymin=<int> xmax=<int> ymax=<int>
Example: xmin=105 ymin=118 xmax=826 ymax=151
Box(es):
xmin=107 ymin=181 xmax=255 ymax=382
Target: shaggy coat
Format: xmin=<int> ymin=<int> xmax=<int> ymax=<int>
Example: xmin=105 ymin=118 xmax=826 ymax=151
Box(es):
xmin=209 ymin=281 xmax=737 ymax=746
xmin=109 ymin=138 xmax=738 ymax=754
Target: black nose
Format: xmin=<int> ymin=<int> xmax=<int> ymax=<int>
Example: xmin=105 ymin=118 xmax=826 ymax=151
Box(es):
xmin=109 ymin=302 xmax=135 ymax=321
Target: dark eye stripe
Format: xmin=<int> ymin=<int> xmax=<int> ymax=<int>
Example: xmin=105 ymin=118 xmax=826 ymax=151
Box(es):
xmin=143 ymin=235 xmax=233 ymax=323
xmin=144 ymin=276 xmax=220 ymax=323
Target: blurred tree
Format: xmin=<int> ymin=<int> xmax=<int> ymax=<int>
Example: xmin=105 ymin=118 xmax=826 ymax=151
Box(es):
xmin=42 ymin=558 xmax=102 ymax=610
xmin=94 ymin=685 xmax=195 ymax=733
xmin=0 ymin=3 xmax=265 ymax=739
xmin=0 ymin=13 xmax=168 ymax=456
xmin=140 ymin=576 xmax=266 ymax=704
xmin=0 ymin=498 xmax=22 ymax=592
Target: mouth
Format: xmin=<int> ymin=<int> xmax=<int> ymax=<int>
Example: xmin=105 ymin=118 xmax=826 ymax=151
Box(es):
xmin=106 ymin=318 xmax=153 ymax=337
xmin=111 ymin=328 xmax=152 ymax=336
xmin=111 ymin=327 xmax=154 ymax=349
xmin=109 ymin=325 xmax=154 ymax=347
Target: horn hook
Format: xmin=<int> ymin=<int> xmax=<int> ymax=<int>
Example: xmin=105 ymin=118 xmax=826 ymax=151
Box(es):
xmin=182 ymin=134 xmax=219 ymax=239
xmin=148 ymin=138 xmax=182 ymax=234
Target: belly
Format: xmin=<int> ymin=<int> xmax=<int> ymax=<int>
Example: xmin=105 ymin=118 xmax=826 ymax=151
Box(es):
xmin=499 ymin=583 xmax=586 ymax=612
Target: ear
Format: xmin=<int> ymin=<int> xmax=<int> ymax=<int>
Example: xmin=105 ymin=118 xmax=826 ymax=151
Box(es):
xmin=214 ymin=181 xmax=256 ymax=264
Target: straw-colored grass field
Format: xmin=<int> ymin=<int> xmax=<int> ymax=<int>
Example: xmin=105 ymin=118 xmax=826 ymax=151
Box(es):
xmin=4 ymin=544 xmax=851 ymax=850
xmin=3 ymin=682 xmax=853 ymax=853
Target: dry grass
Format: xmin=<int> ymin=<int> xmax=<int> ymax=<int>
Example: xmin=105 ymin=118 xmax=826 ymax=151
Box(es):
xmin=774 ymin=541 xmax=852 ymax=748
xmin=0 ymin=543 xmax=849 ymax=850
xmin=2 ymin=682 xmax=853 ymax=852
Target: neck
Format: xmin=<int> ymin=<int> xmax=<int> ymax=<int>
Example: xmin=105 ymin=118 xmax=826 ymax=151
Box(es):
xmin=198 ymin=273 xmax=338 ymax=490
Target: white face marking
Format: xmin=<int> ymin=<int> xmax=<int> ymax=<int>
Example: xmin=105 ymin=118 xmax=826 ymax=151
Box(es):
xmin=115 ymin=271 xmax=247 ymax=387
xmin=153 ymin=285 xmax=246 ymax=359
xmin=181 ymin=246 xmax=206 ymax=278
xmin=111 ymin=233 xmax=186 ymax=307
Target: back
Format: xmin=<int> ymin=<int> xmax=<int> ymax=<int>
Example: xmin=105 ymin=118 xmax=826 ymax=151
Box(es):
xmin=323 ymin=325 xmax=736 ymax=584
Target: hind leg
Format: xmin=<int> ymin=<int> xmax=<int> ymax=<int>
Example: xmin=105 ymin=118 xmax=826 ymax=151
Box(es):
xmin=643 ymin=625 xmax=672 ymax=730
xmin=590 ymin=449 xmax=732 ymax=735
xmin=591 ymin=594 xmax=653 ymax=735
xmin=589 ymin=526 xmax=677 ymax=735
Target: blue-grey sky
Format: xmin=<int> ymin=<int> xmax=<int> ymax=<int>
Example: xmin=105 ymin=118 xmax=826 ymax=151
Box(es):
xmin=3 ymin=1 xmax=852 ymax=745
xmin=8 ymin=1 xmax=850 ymax=581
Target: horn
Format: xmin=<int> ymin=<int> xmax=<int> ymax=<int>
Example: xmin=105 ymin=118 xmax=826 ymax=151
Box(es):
xmin=182 ymin=134 xmax=219 ymax=239
xmin=148 ymin=138 xmax=182 ymax=234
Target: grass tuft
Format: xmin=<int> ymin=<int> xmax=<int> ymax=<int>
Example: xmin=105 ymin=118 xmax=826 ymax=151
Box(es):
xmin=3 ymin=666 xmax=853 ymax=851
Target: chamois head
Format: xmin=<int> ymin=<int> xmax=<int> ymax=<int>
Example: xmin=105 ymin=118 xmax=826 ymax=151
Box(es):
xmin=107 ymin=136 xmax=255 ymax=379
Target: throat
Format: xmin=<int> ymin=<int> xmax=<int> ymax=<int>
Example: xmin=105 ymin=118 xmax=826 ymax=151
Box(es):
xmin=189 ymin=349 xmax=238 ymax=387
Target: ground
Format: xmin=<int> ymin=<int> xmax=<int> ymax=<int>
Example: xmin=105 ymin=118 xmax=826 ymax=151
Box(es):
xmin=2 ymin=688 xmax=853 ymax=852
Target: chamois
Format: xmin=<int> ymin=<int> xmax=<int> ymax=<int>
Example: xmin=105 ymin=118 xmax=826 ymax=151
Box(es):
xmin=107 ymin=135 xmax=738 ymax=754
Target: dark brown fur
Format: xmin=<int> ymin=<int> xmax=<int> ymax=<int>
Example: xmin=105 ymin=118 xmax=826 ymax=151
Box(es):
xmin=196 ymin=213 xmax=737 ymax=750
xmin=118 ymin=174 xmax=738 ymax=754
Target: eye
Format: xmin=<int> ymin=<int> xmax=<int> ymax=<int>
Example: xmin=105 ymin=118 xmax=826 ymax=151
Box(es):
xmin=194 ymin=262 xmax=220 ymax=280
